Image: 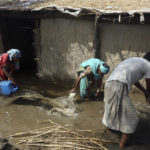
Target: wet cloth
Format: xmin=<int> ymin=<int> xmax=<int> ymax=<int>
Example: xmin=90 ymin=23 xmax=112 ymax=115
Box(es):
xmin=102 ymin=81 xmax=139 ymax=134
xmin=107 ymin=57 xmax=150 ymax=90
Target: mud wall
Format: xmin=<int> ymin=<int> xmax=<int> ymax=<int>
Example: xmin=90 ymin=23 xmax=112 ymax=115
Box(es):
xmin=99 ymin=23 xmax=150 ymax=90
xmin=36 ymin=17 xmax=150 ymax=90
xmin=36 ymin=17 xmax=95 ymax=80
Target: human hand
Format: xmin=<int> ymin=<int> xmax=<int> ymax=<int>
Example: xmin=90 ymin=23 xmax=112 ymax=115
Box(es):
xmin=144 ymin=90 xmax=149 ymax=102
xmin=89 ymin=92 xmax=100 ymax=100
xmin=94 ymin=91 xmax=100 ymax=97
xmin=70 ymin=89 xmax=76 ymax=93
xmin=12 ymin=80 xmax=16 ymax=85
xmin=8 ymin=78 xmax=16 ymax=85
xmin=94 ymin=93 xmax=99 ymax=97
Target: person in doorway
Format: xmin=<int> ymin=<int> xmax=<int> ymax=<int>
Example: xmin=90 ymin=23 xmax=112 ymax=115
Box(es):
xmin=70 ymin=58 xmax=110 ymax=99
xmin=102 ymin=52 xmax=150 ymax=148
xmin=0 ymin=49 xmax=22 ymax=85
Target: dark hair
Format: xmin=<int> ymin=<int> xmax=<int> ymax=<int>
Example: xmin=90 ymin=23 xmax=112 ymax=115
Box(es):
xmin=103 ymin=63 xmax=110 ymax=68
xmin=143 ymin=52 xmax=150 ymax=62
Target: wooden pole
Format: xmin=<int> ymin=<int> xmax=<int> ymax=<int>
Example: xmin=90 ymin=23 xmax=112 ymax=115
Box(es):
xmin=93 ymin=13 xmax=101 ymax=58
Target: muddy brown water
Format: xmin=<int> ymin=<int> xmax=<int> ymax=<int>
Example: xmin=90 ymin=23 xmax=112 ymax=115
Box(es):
xmin=0 ymin=73 xmax=150 ymax=150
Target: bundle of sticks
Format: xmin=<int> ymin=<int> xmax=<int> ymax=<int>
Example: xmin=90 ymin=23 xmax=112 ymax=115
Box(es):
xmin=9 ymin=120 xmax=118 ymax=150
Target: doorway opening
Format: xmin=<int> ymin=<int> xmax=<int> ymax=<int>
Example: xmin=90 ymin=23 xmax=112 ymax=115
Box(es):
xmin=1 ymin=17 xmax=37 ymax=75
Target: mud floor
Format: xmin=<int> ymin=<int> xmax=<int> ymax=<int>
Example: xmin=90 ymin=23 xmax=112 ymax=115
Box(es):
xmin=0 ymin=72 xmax=150 ymax=150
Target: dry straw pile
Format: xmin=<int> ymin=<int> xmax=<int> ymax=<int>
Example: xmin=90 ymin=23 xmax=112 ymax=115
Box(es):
xmin=9 ymin=119 xmax=117 ymax=150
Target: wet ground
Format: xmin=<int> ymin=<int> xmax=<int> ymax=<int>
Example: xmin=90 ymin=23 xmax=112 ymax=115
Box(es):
xmin=0 ymin=72 xmax=150 ymax=150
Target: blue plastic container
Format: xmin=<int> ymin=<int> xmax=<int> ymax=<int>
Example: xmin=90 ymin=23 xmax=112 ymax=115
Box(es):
xmin=0 ymin=81 xmax=18 ymax=95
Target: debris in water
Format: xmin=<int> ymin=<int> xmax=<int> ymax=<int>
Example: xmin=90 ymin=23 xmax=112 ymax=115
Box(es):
xmin=9 ymin=119 xmax=117 ymax=150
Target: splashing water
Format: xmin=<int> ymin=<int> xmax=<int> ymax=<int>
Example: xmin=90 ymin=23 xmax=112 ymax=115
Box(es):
xmin=49 ymin=93 xmax=78 ymax=117
xmin=13 ymin=89 xmax=78 ymax=117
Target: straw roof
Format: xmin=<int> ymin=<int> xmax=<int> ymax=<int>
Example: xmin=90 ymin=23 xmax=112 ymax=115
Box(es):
xmin=0 ymin=0 xmax=149 ymax=11
xmin=0 ymin=0 xmax=150 ymax=17
xmin=31 ymin=0 xmax=150 ymax=11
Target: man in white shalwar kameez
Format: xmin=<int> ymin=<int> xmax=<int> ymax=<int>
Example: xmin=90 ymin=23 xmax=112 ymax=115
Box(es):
xmin=102 ymin=52 xmax=150 ymax=148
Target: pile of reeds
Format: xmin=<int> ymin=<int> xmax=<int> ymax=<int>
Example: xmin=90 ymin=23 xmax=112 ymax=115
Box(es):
xmin=9 ymin=120 xmax=117 ymax=150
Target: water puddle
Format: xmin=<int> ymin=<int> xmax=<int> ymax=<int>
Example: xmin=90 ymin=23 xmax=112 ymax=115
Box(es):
xmin=0 ymin=73 xmax=150 ymax=149
xmin=13 ymin=89 xmax=78 ymax=117
xmin=48 ymin=93 xmax=78 ymax=117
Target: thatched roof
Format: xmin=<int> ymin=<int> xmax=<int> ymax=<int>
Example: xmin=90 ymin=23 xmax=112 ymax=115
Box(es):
xmin=0 ymin=0 xmax=150 ymax=18
xmin=30 ymin=0 xmax=150 ymax=12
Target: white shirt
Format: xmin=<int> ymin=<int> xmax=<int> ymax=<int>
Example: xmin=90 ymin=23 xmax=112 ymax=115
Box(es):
xmin=107 ymin=57 xmax=150 ymax=90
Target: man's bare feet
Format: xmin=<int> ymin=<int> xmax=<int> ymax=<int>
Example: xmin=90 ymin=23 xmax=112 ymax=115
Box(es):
xmin=106 ymin=127 xmax=110 ymax=132
xmin=119 ymin=133 xmax=130 ymax=148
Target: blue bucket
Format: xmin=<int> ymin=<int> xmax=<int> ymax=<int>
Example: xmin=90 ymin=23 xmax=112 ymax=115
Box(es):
xmin=0 ymin=81 xmax=18 ymax=95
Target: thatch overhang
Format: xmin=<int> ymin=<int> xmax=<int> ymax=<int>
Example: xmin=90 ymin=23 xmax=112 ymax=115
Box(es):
xmin=0 ymin=0 xmax=150 ymax=24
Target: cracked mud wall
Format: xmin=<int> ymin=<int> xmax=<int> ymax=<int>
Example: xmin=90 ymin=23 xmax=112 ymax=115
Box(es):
xmin=99 ymin=23 xmax=150 ymax=90
xmin=35 ymin=17 xmax=150 ymax=90
xmin=36 ymin=17 xmax=95 ymax=81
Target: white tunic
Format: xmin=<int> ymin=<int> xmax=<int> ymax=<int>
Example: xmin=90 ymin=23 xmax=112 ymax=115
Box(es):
xmin=107 ymin=57 xmax=150 ymax=90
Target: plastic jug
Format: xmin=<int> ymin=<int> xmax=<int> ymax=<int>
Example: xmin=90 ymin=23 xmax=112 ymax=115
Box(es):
xmin=0 ymin=81 xmax=18 ymax=95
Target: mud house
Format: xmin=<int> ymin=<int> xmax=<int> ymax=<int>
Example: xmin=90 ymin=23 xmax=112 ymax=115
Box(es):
xmin=0 ymin=0 xmax=150 ymax=88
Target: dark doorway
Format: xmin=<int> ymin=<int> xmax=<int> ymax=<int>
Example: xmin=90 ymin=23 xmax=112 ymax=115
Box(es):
xmin=0 ymin=18 xmax=36 ymax=74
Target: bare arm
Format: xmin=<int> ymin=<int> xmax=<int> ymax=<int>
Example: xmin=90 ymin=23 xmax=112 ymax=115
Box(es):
xmin=134 ymin=81 xmax=148 ymax=102
xmin=70 ymin=76 xmax=81 ymax=93
xmin=134 ymin=81 xmax=146 ymax=93
xmin=70 ymin=66 xmax=92 ymax=93
xmin=95 ymin=76 xmax=103 ymax=96
xmin=145 ymin=79 xmax=150 ymax=93
xmin=145 ymin=78 xmax=150 ymax=101
xmin=2 ymin=67 xmax=16 ymax=85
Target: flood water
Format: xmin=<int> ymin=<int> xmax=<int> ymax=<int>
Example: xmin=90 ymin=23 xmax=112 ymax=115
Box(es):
xmin=0 ymin=72 xmax=150 ymax=150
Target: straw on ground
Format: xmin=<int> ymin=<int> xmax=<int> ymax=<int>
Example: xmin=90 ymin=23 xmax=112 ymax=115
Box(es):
xmin=9 ymin=119 xmax=118 ymax=150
